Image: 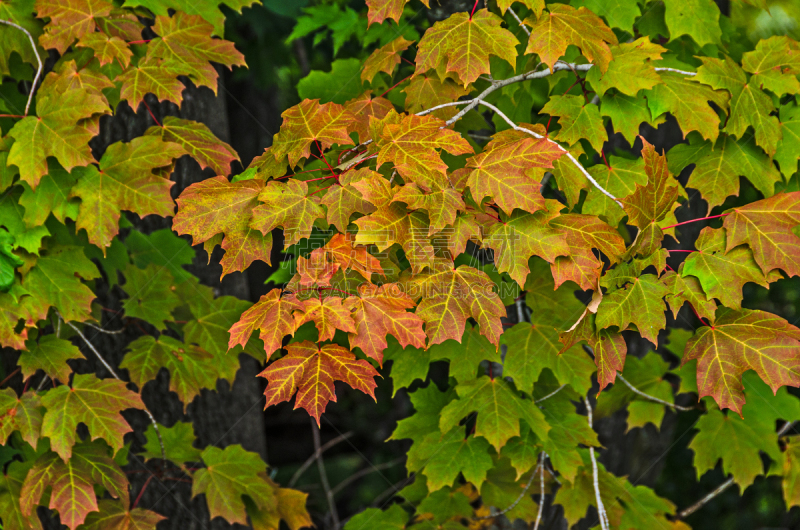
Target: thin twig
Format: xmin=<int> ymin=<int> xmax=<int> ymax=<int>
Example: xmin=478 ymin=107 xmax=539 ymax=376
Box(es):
xmin=585 ymin=397 xmax=610 ymax=530
xmin=82 ymin=320 xmax=126 ymax=334
xmin=0 ymin=367 xmax=20 ymax=388
xmin=61 ymin=314 xmax=166 ymax=465
xmin=779 ymin=420 xmax=798 ymax=437
xmin=654 ymin=67 xmax=697 ymax=76
xmin=506 ymin=6 xmax=531 ymax=37
xmin=312 ymin=419 xmax=340 ymax=529
xmin=477 ymin=461 xmax=539 ymax=520
xmin=533 ymin=453 xmax=546 ymax=530
xmin=330 ymin=457 xmax=405 ymax=496
xmin=676 ymin=477 xmax=735 ymax=519
xmin=535 ymin=384 xmax=566 ymax=404
xmin=0 ymin=19 xmax=42 ymax=115
xmin=289 ymin=431 xmax=354 ymax=487
xmin=615 ymin=374 xmax=694 ymax=411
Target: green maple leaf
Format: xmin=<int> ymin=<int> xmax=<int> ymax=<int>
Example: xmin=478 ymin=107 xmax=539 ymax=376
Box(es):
xmin=663 ymin=0 xmax=721 ymax=47
xmin=7 ymin=80 xmax=109 ymax=189
xmin=596 ymin=353 xmax=676 ymax=431
xmin=80 ymin=499 xmax=165 ymax=530
xmin=18 ymin=163 xmax=80 ymax=228
xmin=427 ymin=323 xmax=502 ymax=384
xmin=479 ymin=457 xmax=540 ymax=522
xmin=695 ymin=55 xmax=781 ymax=156
xmin=40 ymin=374 xmax=145 ymax=460
xmin=775 ymin=102 xmax=800 ymax=177
xmin=71 ymin=136 xmax=184 ymax=250
xmin=541 ymin=94 xmax=607 ymax=153
xmin=183 ymin=290 xmax=256 ymax=362
xmin=682 ymin=227 xmax=770 ymax=310
xmin=0 ymin=388 xmax=42 ymax=448
xmin=344 ymin=504 xmax=407 ymax=530
xmin=117 ymin=57 xmax=187 ymax=109
xmin=0 ymin=229 xmax=23 ymax=291
xmin=415 ymin=431 xmax=494 ymax=492
xmin=121 ymin=335 xmax=219 ymax=410
xmin=741 ymin=35 xmax=800 ymax=96
xmin=0 ymin=189 xmax=50 ymax=255
xmin=586 ymin=37 xmax=666 ymax=96
xmin=20 ymin=441 xmax=128 ymax=530
xmin=417 ymin=487 xmax=473 ymax=524
xmin=553 ymin=451 xmax=628 ymax=527
xmin=125 ymin=228 xmax=195 ymax=284
xmin=120 ymin=264 xmax=181 ymax=329
xmin=192 ymin=444 xmax=276 ymax=525
xmin=622 ymin=138 xmax=681 ymax=231
xmin=140 ymin=421 xmax=202 ymax=464
xmin=661 ymin=269 xmax=718 ymax=324
xmin=600 ymin=92 xmax=661 ymax=146
xmin=390 ymin=383 xmax=455 ymax=466
xmin=583 ymin=156 xmax=647 ymax=227
xmin=596 ymin=274 xmax=667 ymax=345
xmin=690 ymin=372 xmax=800 ymax=487
xmin=146 ymin=117 xmax=240 ymax=176
xmin=646 ymin=71 xmax=729 ymax=142
xmin=415 ymin=10 xmax=518 ymax=86
xmin=0 ymin=461 xmax=42 ymax=530
xmin=684 ymin=308 xmax=800 ymax=415
xmin=501 ymin=425 xmax=542 ymax=479
xmin=439 ymin=376 xmax=550 ymax=450
xmin=19 ymin=335 xmax=83 ymax=384
xmin=122 ymin=0 xmax=257 ymax=36
xmin=572 ymin=0 xmax=640 ymax=33
xmin=784 ymin=436 xmax=800 ymax=508
xmin=22 ymin=245 xmax=100 ymax=323
xmin=501 ymin=323 xmax=595 ymax=395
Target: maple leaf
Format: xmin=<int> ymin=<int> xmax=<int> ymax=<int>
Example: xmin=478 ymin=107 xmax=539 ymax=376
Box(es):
xmin=661 ymin=270 xmax=717 ymax=324
xmin=174 ymin=176 xmax=271 ymax=276
xmin=77 ymin=32 xmax=133 ymax=68
xmin=663 ymin=0 xmax=721 ymax=47
xmin=23 ymin=246 xmax=100 ymax=323
xmin=375 ymin=112 xmax=472 ymax=189
xmin=365 ymin=0 xmax=428 ymax=25
xmin=122 ymin=0 xmax=257 ymax=36
xmin=622 ymin=138 xmax=681 ymax=230
xmin=394 ymin=182 xmax=464 ymax=235
xmin=586 ymin=37 xmax=666 ymax=96
xmin=121 ymin=335 xmax=219 ymax=410
xmin=117 ymin=57 xmax=187 ymax=109
xmin=415 ymin=10 xmax=518 ymax=86
xmin=560 ymin=314 xmax=628 ymax=390
xmin=80 ymin=500 xmax=166 ymax=530
xmin=596 ymin=274 xmax=667 ymax=345
xmin=7 ymin=83 xmax=109 ymax=189
xmin=403 ymin=75 xmax=470 ymax=120
xmin=258 ymin=340 xmax=379 ymax=422
xmin=146 ymin=116 xmax=240 ymax=176
xmin=40 ymin=373 xmax=144 ymax=460
xmin=71 ymin=136 xmax=182 ymax=250
xmin=343 ymin=283 xmax=425 ymax=365
xmin=0 ymin=462 xmax=43 ymax=530
xmin=271 ymin=99 xmax=355 ymax=167
xmin=147 ymin=12 xmax=245 ymax=92
xmin=695 ymin=55 xmax=781 ymax=156
xmin=684 ymin=308 xmax=800 ymax=414
xmin=248 ymin=481 xmax=313 ymax=530
xmin=120 ymin=264 xmax=181 ymax=329
xmin=583 ymin=156 xmax=647 ymax=227
xmin=228 ymin=289 xmax=303 ymax=359
xmin=541 ymin=95 xmax=607 ymax=153
xmin=421 ymin=323 xmax=503 ymax=384
xmin=294 ymin=295 xmax=357 ymax=342
xmin=483 ymin=201 xmax=570 ymax=287
xmin=776 ymin=103 xmax=800 ymax=177
xmin=18 ymin=163 xmax=80 ymax=228
xmin=313 ymin=232 xmax=384 ymax=281
xmin=405 ymin=261 xmax=506 ymax=346
xmin=36 ymin=0 xmax=112 ymax=54
xmin=20 ymin=441 xmax=128 ymax=530
xmin=320 ymin=169 xmax=377 ymax=232
xmin=0 ymin=388 xmax=42 ymax=448
xmin=647 ymin=72 xmax=729 ymax=143
xmin=742 ymin=36 xmax=800 ymax=96
xmin=600 ymin=92 xmax=663 ymax=145
xmin=682 ymin=227 xmax=770 ymax=310
xmin=550 ymin=213 xmax=626 ymax=290
xmin=463 ymin=131 xmax=564 ymax=216
xmin=439 ymin=376 xmax=550 ymax=450
xmin=362 ymin=35 xmax=413 ymax=82
xmin=722 ymin=192 xmax=800 ymax=277
xmin=191 ymin=445 xmax=275 ymax=525
xmin=250 ymin=179 xmax=325 ymax=248
xmin=19 ymin=335 xmax=83 ymax=384
xmin=524 ymin=4 xmax=618 ymax=73
xmin=415 ymin=432 xmax=494 ymax=492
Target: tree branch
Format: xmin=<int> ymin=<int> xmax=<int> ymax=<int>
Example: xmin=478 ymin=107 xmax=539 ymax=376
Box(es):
xmin=506 ymin=6 xmax=531 ymax=37
xmin=533 ymin=453 xmax=546 ymax=530
xmin=330 ymin=457 xmax=404 ymax=496
xmin=61 ymin=314 xmax=167 ymax=465
xmin=676 ymin=477 xmax=735 ymax=520
xmin=585 ymin=397 xmax=610 ymax=530
xmin=311 ymin=419 xmax=340 ymax=530
xmin=289 ymin=431 xmax=353 ymax=487
xmin=615 ymin=373 xmax=695 ymax=411
xmin=535 ymin=384 xmax=566 ymax=404
xmin=0 ymin=19 xmax=42 ymax=116
xmin=477 ymin=459 xmax=539 ymax=520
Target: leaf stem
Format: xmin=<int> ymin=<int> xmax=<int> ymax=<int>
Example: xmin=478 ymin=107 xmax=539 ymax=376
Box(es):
xmin=0 ymin=114 xmax=24 ymax=118
xmin=469 ymin=0 xmax=480 ymax=19
xmin=0 ymin=19 xmax=42 ymax=116
xmin=0 ymin=367 xmax=20 ymax=388
xmin=378 ymin=73 xmax=412 ymax=99
xmin=661 ymin=213 xmax=729 ymax=231
xmin=666 ymin=249 xmax=697 ymax=253
xmin=142 ymin=99 xmax=161 ymax=127
xmin=132 ymin=474 xmax=155 ymax=509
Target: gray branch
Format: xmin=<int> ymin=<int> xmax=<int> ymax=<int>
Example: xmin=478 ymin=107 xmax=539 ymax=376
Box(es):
xmin=0 ymin=18 xmax=42 ymax=115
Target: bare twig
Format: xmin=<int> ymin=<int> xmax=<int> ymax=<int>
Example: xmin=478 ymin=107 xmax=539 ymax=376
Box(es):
xmin=585 ymin=397 xmax=609 ymax=530
xmin=82 ymin=321 xmax=126 ymax=335
xmin=330 ymin=457 xmax=405 ymax=496
xmin=676 ymin=477 xmax=735 ymax=519
xmin=779 ymin=420 xmax=797 ymax=437
xmin=506 ymin=6 xmax=531 ymax=37
xmin=477 ymin=461 xmax=539 ymax=520
xmin=0 ymin=19 xmax=42 ymax=115
xmin=289 ymin=431 xmax=354 ymax=487
xmin=535 ymin=384 xmax=566 ymax=404
xmin=533 ymin=453 xmax=546 ymax=530
xmin=312 ymin=419 xmax=340 ymax=529
xmin=61 ymin=314 xmax=166 ymax=465
xmin=654 ymin=67 xmax=697 ymax=76
xmin=615 ymin=373 xmax=694 ymax=411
